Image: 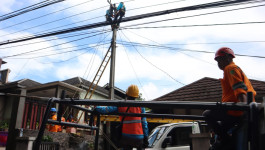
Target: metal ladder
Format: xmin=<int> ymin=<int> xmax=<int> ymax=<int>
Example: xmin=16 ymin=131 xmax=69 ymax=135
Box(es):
xmin=85 ymin=44 xmax=112 ymax=99
xmin=76 ymin=45 xmax=112 ymax=122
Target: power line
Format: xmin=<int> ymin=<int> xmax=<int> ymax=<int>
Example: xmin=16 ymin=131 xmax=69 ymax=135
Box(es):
xmin=124 ymin=29 xmax=215 ymax=66
xmin=2 ymin=31 xmax=109 ymax=59
xmin=0 ymin=0 xmax=96 ymax=30
xmin=0 ymin=0 xmax=257 ymax=46
xmin=117 ymin=31 xmax=150 ymax=100
xmin=0 ymin=29 xmax=111 ymax=50
xmin=36 ymin=0 xmax=263 ymax=39
xmin=128 ymin=0 xmax=187 ymax=11
xmin=0 ymin=5 xmax=107 ymax=38
xmin=8 ymin=46 xmax=97 ymax=59
xmin=120 ymin=30 xmax=185 ymax=85
xmin=0 ymin=0 xmax=65 ymax=21
xmin=117 ymin=41 xmax=265 ymax=59
xmin=121 ymin=2 xmax=265 ymax=29
xmin=31 ymin=16 xmax=103 ymax=36
xmin=1 ymin=0 xmax=184 ymax=37
xmin=121 ymin=21 xmax=265 ymax=29
xmin=31 ymin=0 xmax=185 ymax=36
xmin=1 ymin=0 xmax=146 ymax=38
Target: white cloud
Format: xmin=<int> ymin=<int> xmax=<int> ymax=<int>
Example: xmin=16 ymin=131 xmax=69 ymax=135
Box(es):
xmin=0 ymin=0 xmax=16 ymax=13
xmin=1 ymin=0 xmax=265 ymax=100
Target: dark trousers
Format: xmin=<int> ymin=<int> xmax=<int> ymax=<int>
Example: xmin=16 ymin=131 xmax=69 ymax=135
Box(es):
xmin=203 ymin=109 xmax=243 ymax=140
xmin=119 ymin=136 xmax=144 ymax=150
xmin=114 ymin=11 xmax=125 ymax=26
xmin=106 ymin=16 xmax=112 ymax=23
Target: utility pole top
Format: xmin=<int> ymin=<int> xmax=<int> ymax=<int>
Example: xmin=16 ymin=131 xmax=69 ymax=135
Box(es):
xmin=0 ymin=58 xmax=7 ymax=70
xmin=0 ymin=58 xmax=7 ymax=64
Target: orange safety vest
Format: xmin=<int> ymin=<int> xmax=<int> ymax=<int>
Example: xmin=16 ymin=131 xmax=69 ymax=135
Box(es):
xmin=48 ymin=115 xmax=58 ymax=132
xmin=57 ymin=117 xmax=65 ymax=132
xmin=118 ymin=107 xmax=143 ymax=137
xmin=220 ymin=62 xmax=256 ymax=116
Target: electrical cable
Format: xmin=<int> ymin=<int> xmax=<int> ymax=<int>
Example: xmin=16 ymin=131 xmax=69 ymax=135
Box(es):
xmin=120 ymin=2 xmax=265 ymax=29
xmin=0 ymin=0 xmax=52 ymax=17
xmin=0 ymin=0 xmax=65 ymax=21
xmin=2 ymin=0 xmax=188 ymax=38
xmin=128 ymin=0 xmax=187 ymax=11
xmin=121 ymin=21 xmax=265 ymax=29
xmin=33 ymin=0 xmax=264 ymax=36
xmin=5 ymin=42 xmax=109 ymax=60
xmin=0 ymin=0 xmax=96 ymax=30
xmin=83 ymin=27 xmax=111 ymax=84
xmin=2 ymin=31 xmax=109 ymax=59
xmin=8 ymin=45 xmax=101 ymax=59
xmin=117 ymin=32 xmax=150 ymax=100
xmin=0 ymin=5 xmax=108 ymax=38
xmin=117 ymin=41 xmax=265 ymax=59
xmin=1 ymin=0 xmax=260 ymax=46
xmin=124 ymin=30 xmax=215 ymax=66
xmin=32 ymin=16 xmax=103 ymax=36
xmin=70 ymin=28 xmax=111 ymax=99
xmin=120 ymin=30 xmax=185 ymax=86
xmin=11 ymin=59 xmax=30 ymax=80
xmin=0 ymin=29 xmax=111 ymax=50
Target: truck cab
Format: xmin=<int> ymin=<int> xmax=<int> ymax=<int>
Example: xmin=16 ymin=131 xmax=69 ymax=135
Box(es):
xmin=146 ymin=122 xmax=201 ymax=150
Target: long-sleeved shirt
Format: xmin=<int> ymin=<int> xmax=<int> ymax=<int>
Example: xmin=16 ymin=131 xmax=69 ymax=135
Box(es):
xmin=220 ymin=62 xmax=256 ymax=116
xmin=95 ymin=106 xmax=148 ymax=137
xmin=117 ymin=3 xmax=126 ymax=11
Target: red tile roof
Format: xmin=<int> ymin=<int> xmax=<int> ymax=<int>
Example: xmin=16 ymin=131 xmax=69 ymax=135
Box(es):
xmin=154 ymin=77 xmax=265 ymax=103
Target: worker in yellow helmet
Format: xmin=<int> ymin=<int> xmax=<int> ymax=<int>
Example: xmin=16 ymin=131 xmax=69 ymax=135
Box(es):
xmin=95 ymin=85 xmax=149 ymax=150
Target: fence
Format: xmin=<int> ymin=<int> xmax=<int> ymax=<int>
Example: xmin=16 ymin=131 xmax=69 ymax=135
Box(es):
xmin=39 ymin=142 xmax=59 ymax=150
xmin=33 ymin=93 xmax=263 ymax=150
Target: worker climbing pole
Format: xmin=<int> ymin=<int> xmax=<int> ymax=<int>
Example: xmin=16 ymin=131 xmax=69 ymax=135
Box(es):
xmin=113 ymin=2 xmax=126 ymax=28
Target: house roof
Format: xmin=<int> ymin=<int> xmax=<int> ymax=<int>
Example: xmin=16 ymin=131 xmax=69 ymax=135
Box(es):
xmin=63 ymin=77 xmax=109 ymax=95
xmin=63 ymin=77 xmax=124 ymax=99
xmin=26 ymin=81 xmax=85 ymax=92
xmin=1 ymin=76 xmax=125 ymax=99
xmin=18 ymin=79 xmax=41 ymax=87
xmin=154 ymin=77 xmax=265 ymax=102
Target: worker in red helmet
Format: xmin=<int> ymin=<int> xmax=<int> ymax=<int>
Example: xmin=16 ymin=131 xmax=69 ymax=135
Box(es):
xmin=203 ymin=47 xmax=256 ymax=149
xmin=94 ymin=85 xmax=149 ymax=150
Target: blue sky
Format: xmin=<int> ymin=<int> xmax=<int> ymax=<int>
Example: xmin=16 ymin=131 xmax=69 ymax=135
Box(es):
xmin=1 ymin=0 xmax=265 ymax=100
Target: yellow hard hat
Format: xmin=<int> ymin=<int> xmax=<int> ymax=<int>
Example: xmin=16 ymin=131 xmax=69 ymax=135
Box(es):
xmin=126 ymin=85 xmax=139 ymax=98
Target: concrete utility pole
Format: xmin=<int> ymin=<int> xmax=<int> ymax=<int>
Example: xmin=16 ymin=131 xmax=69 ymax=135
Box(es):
xmin=107 ymin=2 xmax=117 ymax=149
xmin=109 ymin=27 xmax=117 ymax=100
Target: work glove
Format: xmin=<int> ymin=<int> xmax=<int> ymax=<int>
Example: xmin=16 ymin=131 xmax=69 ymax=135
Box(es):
xmin=143 ymin=136 xmax=149 ymax=148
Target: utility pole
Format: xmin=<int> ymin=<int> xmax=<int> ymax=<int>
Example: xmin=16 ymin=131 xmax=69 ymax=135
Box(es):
xmin=109 ymin=27 xmax=117 ymax=100
xmin=106 ymin=26 xmax=117 ymax=150
xmin=107 ymin=1 xmax=117 ymax=149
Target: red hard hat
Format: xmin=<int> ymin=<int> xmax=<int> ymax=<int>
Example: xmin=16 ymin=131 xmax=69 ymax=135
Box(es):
xmin=215 ymin=47 xmax=235 ymax=60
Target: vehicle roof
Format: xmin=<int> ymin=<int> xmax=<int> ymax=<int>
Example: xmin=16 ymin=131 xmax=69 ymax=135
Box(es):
xmin=156 ymin=122 xmax=197 ymax=128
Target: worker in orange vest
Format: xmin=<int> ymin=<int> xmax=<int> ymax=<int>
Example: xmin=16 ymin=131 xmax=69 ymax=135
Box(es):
xmin=48 ymin=108 xmax=58 ymax=132
xmin=203 ymin=47 xmax=256 ymax=149
xmin=66 ymin=115 xmax=76 ymax=133
xmin=95 ymin=85 xmax=149 ymax=150
xmin=57 ymin=116 xmax=65 ymax=132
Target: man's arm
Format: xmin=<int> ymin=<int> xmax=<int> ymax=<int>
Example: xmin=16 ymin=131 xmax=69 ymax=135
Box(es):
xmin=95 ymin=106 xmax=118 ymax=114
xmin=141 ymin=107 xmax=149 ymax=137
xmin=237 ymin=93 xmax=247 ymax=103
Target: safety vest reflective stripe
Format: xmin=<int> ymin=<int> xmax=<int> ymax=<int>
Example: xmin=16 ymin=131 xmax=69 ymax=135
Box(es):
xmin=232 ymin=82 xmax=248 ymax=91
xmin=118 ymin=107 xmax=143 ymax=136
